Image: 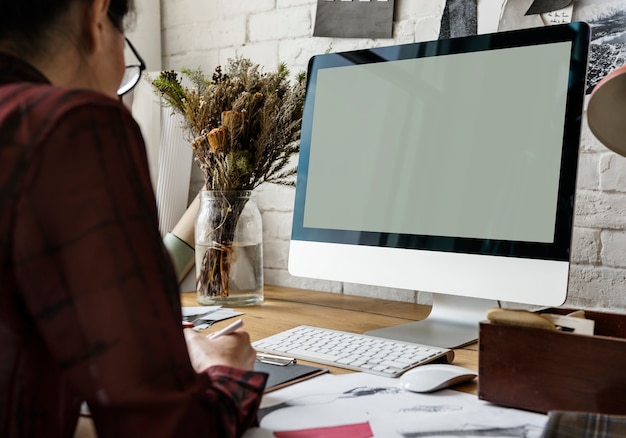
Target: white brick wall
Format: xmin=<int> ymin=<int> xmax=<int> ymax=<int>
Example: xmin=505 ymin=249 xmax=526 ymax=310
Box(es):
xmin=159 ymin=0 xmax=626 ymax=312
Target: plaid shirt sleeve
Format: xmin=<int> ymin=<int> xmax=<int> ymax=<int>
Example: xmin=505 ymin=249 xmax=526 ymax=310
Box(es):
xmin=542 ymin=411 xmax=626 ymax=438
xmin=10 ymin=93 xmax=266 ymax=437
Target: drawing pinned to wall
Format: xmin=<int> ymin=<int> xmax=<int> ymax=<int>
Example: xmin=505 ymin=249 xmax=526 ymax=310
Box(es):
xmin=572 ymin=0 xmax=626 ymax=93
xmin=313 ymin=0 xmax=395 ymax=39
xmin=439 ymin=0 xmax=478 ymax=39
xmin=497 ymin=0 xmax=625 ymax=94
xmin=526 ymin=0 xmax=572 ymax=15
xmin=537 ymin=1 xmax=574 ymax=25
xmin=499 ymin=0 xmax=573 ymax=31
xmin=541 ymin=7 xmax=574 ymax=25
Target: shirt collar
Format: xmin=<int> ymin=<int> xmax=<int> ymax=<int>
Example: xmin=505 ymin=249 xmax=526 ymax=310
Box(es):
xmin=0 ymin=51 xmax=51 ymax=86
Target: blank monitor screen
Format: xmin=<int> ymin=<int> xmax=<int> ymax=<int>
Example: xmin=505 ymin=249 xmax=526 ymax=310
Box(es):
xmin=289 ymin=23 xmax=590 ymax=346
xmin=307 ymin=43 xmax=568 ymax=243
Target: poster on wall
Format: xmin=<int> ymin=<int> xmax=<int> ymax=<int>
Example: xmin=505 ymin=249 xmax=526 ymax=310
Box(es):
xmin=439 ymin=0 xmax=477 ymax=39
xmin=573 ymin=0 xmax=626 ymax=93
xmin=313 ymin=0 xmax=395 ymax=38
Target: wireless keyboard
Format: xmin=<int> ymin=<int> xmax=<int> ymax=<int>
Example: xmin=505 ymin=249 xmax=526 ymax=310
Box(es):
xmin=252 ymin=325 xmax=453 ymax=378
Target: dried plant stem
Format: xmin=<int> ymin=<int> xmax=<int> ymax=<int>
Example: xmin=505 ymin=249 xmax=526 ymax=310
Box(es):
xmin=197 ymin=242 xmax=233 ymax=298
xmin=196 ymin=194 xmax=247 ymax=298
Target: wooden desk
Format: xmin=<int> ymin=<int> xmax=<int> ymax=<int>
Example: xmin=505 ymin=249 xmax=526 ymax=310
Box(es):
xmin=182 ymin=285 xmax=479 ymax=394
xmin=75 ymin=285 xmax=479 ymax=437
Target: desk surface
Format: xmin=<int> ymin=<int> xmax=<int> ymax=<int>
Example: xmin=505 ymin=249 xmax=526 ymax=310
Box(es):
xmin=182 ymin=285 xmax=479 ymax=394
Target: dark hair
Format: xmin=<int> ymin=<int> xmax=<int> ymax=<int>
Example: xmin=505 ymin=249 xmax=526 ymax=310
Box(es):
xmin=0 ymin=0 xmax=135 ymax=54
xmin=108 ymin=0 xmax=135 ymax=32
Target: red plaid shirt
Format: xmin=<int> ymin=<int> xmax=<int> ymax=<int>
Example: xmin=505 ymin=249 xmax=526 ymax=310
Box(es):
xmin=0 ymin=52 xmax=266 ymax=438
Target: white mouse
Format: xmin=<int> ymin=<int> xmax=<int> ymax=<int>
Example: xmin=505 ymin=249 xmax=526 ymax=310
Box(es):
xmin=399 ymin=364 xmax=477 ymax=393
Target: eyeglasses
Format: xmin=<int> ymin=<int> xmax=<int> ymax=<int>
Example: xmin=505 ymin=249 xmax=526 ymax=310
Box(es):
xmin=118 ymin=37 xmax=146 ymax=97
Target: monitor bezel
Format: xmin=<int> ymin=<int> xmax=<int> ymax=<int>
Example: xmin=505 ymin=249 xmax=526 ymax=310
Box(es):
xmin=291 ymin=22 xmax=590 ymax=263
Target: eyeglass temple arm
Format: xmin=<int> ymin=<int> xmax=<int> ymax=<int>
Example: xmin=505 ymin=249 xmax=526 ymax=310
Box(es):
xmin=125 ymin=37 xmax=146 ymax=71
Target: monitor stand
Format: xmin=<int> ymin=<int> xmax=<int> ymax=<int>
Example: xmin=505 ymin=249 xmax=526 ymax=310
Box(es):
xmin=364 ymin=294 xmax=498 ymax=349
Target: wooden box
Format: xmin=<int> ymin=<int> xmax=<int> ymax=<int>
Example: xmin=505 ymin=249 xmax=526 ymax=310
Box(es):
xmin=478 ymin=308 xmax=626 ymax=414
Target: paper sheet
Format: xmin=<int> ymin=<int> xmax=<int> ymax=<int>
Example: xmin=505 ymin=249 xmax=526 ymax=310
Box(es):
xmin=498 ymin=0 xmax=544 ymax=31
xmin=181 ymin=306 xmax=222 ymax=317
xmin=181 ymin=306 xmax=244 ymax=330
xmin=245 ymin=372 xmax=548 ymax=438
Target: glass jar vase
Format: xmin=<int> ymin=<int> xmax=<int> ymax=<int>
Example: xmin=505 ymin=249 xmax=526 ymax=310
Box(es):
xmin=195 ymin=190 xmax=264 ymax=306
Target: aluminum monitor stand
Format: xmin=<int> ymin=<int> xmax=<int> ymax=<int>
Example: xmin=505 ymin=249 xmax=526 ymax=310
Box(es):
xmin=365 ymin=294 xmax=497 ymax=349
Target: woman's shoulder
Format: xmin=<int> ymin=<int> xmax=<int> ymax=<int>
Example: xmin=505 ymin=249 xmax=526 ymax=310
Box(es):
xmin=18 ymin=83 xmax=127 ymax=117
xmin=6 ymin=83 xmax=138 ymax=142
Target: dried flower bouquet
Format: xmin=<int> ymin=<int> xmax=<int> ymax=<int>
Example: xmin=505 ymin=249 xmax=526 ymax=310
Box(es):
xmin=152 ymin=58 xmax=306 ymax=300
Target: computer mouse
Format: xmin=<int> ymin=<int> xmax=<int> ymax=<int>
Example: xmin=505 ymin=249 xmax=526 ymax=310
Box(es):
xmin=399 ymin=364 xmax=477 ymax=393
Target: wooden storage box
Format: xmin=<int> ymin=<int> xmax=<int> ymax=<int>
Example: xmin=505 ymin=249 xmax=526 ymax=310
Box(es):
xmin=478 ymin=308 xmax=626 ymax=414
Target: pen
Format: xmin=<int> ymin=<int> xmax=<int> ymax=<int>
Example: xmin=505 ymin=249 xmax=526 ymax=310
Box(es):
xmin=208 ymin=319 xmax=244 ymax=339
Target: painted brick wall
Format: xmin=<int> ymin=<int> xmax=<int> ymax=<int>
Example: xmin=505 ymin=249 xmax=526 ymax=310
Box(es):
xmin=159 ymin=0 xmax=626 ymax=311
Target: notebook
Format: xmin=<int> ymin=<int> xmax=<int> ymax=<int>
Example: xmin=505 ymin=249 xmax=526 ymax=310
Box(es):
xmin=254 ymin=360 xmax=328 ymax=393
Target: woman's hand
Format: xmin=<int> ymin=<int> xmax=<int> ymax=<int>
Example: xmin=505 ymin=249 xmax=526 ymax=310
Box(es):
xmin=183 ymin=328 xmax=257 ymax=373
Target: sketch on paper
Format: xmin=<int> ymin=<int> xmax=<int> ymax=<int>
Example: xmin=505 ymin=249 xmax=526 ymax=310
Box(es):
xmin=439 ymin=0 xmax=478 ymax=39
xmin=257 ymin=373 xmax=547 ymax=437
xmin=526 ymin=0 xmax=573 ymax=16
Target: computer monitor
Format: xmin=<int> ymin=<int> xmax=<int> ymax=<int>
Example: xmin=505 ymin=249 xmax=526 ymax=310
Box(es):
xmin=288 ymin=22 xmax=590 ymax=349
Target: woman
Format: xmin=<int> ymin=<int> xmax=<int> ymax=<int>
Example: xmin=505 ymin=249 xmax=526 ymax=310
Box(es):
xmin=0 ymin=1 xmax=267 ymax=437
